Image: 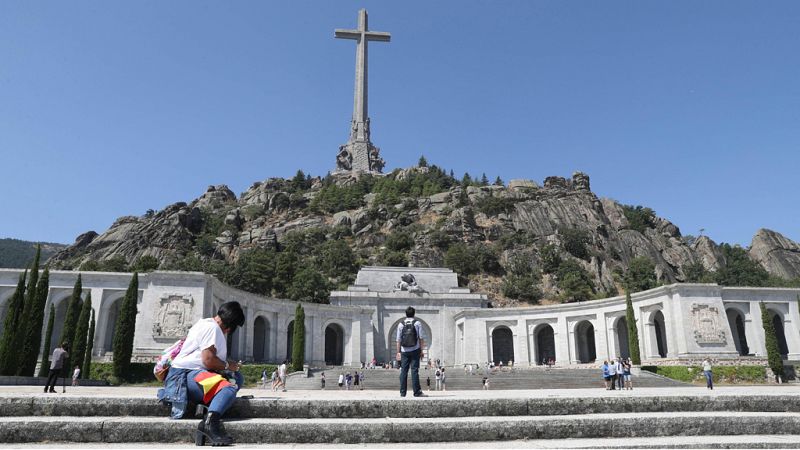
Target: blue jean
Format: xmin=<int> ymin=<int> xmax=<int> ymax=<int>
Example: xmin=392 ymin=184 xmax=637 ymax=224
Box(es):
xmin=704 ymin=370 xmax=713 ymax=389
xmin=186 ymin=369 xmax=244 ymax=415
xmin=399 ymin=349 xmax=422 ymax=396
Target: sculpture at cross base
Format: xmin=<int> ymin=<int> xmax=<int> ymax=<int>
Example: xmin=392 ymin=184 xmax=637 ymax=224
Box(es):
xmin=334 ymin=9 xmax=389 ymax=173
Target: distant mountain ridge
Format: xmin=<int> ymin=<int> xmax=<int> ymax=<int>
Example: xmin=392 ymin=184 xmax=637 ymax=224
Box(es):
xmin=0 ymin=238 xmax=66 ymax=268
xmin=45 ymin=166 xmax=800 ymax=305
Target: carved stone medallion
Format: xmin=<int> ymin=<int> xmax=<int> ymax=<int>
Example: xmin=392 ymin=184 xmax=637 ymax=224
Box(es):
xmin=152 ymin=293 xmax=194 ymax=339
xmin=691 ymin=303 xmax=726 ymax=345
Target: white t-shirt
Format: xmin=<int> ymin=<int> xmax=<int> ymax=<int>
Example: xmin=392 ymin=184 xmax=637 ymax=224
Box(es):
xmin=171 ymin=318 xmax=227 ymax=370
xmin=278 ymin=363 xmax=287 ymax=378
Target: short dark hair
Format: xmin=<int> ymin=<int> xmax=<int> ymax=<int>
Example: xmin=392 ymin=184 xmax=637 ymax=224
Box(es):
xmin=218 ymin=301 xmax=245 ymax=331
xmin=61 ymin=342 xmax=70 ymax=350
xmin=405 ymin=306 xmax=415 ymax=318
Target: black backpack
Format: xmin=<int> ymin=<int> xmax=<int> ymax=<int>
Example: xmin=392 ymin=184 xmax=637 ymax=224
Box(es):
xmin=400 ymin=319 xmax=418 ymax=347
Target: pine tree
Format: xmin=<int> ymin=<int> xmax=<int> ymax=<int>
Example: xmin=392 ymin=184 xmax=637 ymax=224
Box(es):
xmin=291 ymin=303 xmax=305 ymax=372
xmin=83 ymin=309 xmax=95 ymax=380
xmin=418 ymin=155 xmax=428 ymax=167
xmin=20 ymin=266 xmax=49 ymax=376
xmin=625 ymin=291 xmax=642 ymax=365
xmin=38 ymin=304 xmax=56 ymax=377
xmin=480 ymin=173 xmax=489 ymax=186
xmin=493 ymin=176 xmax=503 ymax=187
xmin=60 ymin=274 xmax=83 ymax=351
xmin=71 ymin=292 xmax=92 ymax=378
xmin=760 ymin=302 xmax=784 ymax=381
xmin=113 ymin=273 xmax=139 ymax=378
xmin=0 ymin=271 xmax=26 ymax=375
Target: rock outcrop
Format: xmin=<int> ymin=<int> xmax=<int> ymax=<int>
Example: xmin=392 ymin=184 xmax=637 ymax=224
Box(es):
xmin=749 ymin=229 xmax=800 ymax=280
xmin=47 ymin=169 xmax=799 ymax=302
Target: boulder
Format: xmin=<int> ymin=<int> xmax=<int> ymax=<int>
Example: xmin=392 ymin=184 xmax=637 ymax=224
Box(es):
xmin=748 ymin=229 xmax=800 ymax=280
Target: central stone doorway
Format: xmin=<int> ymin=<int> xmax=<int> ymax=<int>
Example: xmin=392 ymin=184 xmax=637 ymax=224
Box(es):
xmin=325 ymin=323 xmax=345 ymax=366
xmin=535 ymin=324 xmax=556 ymax=365
xmin=491 ymin=326 xmax=514 ymax=365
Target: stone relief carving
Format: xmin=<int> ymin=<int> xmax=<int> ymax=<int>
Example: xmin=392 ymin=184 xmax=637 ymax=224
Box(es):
xmin=394 ymin=273 xmax=426 ymax=294
xmin=691 ymin=303 xmax=726 ymax=345
xmin=336 ymin=146 xmax=353 ymax=171
xmin=152 ymin=293 xmax=194 ymax=339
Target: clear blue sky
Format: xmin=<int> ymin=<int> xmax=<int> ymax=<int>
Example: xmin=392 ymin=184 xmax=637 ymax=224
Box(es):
xmin=1 ymin=1 xmax=798 ymax=246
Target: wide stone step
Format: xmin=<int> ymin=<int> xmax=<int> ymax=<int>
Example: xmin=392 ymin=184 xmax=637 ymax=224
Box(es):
xmin=2 ymin=394 xmax=798 ymax=419
xmin=2 ymin=412 xmax=800 ymax=443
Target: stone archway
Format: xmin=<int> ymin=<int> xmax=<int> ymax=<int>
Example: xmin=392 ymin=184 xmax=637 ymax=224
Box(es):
xmin=285 ymin=320 xmax=294 ymax=363
xmin=653 ymin=310 xmax=668 ymax=358
xmin=770 ymin=311 xmax=789 ymax=358
xmin=253 ymin=316 xmax=270 ymax=362
xmin=324 ymin=323 xmax=345 ymax=366
xmin=491 ymin=326 xmax=514 ymax=365
xmin=615 ymin=317 xmax=630 ymax=359
xmin=535 ymin=324 xmax=555 ymax=365
xmin=575 ymin=320 xmax=596 ymax=363
xmin=726 ymin=308 xmax=749 ymax=356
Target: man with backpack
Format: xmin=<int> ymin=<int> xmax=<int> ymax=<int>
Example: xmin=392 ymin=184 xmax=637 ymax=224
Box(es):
xmin=396 ymin=306 xmax=427 ymax=397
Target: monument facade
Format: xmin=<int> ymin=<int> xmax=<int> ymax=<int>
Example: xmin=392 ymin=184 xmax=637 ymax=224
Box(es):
xmin=1 ymin=267 xmax=799 ymax=368
xmin=334 ymin=9 xmax=388 ymax=173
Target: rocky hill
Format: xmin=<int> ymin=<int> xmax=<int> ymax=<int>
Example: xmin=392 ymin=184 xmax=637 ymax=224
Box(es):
xmin=47 ymin=167 xmax=800 ymax=305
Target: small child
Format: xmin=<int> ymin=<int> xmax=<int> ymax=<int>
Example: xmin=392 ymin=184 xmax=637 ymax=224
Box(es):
xmin=71 ymin=365 xmax=80 ymax=386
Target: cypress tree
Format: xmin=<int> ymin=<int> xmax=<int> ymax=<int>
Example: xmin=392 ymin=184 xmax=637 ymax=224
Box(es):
xmin=760 ymin=302 xmax=784 ymax=381
xmin=71 ymin=292 xmax=92 ymax=378
xmin=0 ymin=271 xmax=27 ymax=375
xmin=83 ymin=309 xmax=95 ymax=380
xmin=625 ymin=291 xmax=642 ymax=365
xmin=20 ymin=266 xmax=50 ymax=376
xmin=291 ymin=303 xmax=305 ymax=372
xmin=113 ymin=272 xmax=139 ymax=378
xmin=60 ymin=274 xmax=83 ymax=351
xmin=38 ymin=304 xmax=56 ymax=377
xmin=17 ymin=248 xmax=40 ymax=360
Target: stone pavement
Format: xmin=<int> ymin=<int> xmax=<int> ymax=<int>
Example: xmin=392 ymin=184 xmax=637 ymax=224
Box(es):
xmin=2 ymin=385 xmax=799 ymax=447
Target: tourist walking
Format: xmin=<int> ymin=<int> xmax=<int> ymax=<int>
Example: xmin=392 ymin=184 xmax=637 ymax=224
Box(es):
xmin=396 ymin=306 xmax=427 ymax=397
xmin=159 ymin=301 xmax=245 ymax=446
xmin=359 ymin=371 xmax=365 ymax=390
xmin=426 ymin=376 xmax=431 ymax=390
xmin=601 ymin=361 xmax=610 ymax=389
xmin=320 ymin=372 xmax=326 ymax=390
xmin=260 ymin=369 xmax=268 ymax=389
xmin=354 ymin=371 xmax=360 ymax=389
xmin=441 ymin=367 xmax=447 ymax=391
xmin=435 ymin=368 xmax=442 ymax=391
xmin=338 ymin=373 xmax=344 ymax=389
xmin=482 ymin=376 xmax=490 ymax=390
xmin=270 ymin=370 xmax=278 ymax=391
xmin=703 ymin=358 xmax=713 ymax=390
xmin=44 ymin=342 xmax=69 ymax=393
xmin=71 ymin=365 xmax=81 ymax=386
xmin=345 ymin=372 xmax=352 ymax=390
xmin=277 ymin=361 xmax=288 ymax=392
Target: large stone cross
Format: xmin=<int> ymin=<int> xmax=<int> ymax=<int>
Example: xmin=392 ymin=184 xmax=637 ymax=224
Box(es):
xmin=334 ymin=9 xmax=390 ymax=173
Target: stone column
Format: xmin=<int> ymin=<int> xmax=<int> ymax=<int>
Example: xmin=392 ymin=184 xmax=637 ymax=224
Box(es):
xmin=269 ymin=312 xmax=279 ymax=363
xmin=243 ymin=305 xmax=255 ymax=362
xmin=556 ymin=317 xmax=570 ymax=366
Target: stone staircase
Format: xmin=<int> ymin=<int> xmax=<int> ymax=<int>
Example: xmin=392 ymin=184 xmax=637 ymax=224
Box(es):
xmin=1 ymin=391 xmax=800 ymax=444
xmin=284 ymin=366 xmax=688 ymax=390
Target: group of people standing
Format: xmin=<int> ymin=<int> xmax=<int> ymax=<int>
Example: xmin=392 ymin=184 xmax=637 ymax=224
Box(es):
xmin=260 ymin=361 xmax=288 ymax=392
xmin=333 ymin=371 xmax=366 ymax=390
xmin=601 ymin=358 xmax=633 ymax=390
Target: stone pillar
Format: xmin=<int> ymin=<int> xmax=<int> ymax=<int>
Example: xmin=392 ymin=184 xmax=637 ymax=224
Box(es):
xmin=269 ymin=312 xmax=279 ymax=363
xmin=244 ymin=305 xmax=255 ymax=362
xmin=514 ymin=322 xmax=528 ymax=366
xmin=349 ymin=319 xmax=361 ymax=366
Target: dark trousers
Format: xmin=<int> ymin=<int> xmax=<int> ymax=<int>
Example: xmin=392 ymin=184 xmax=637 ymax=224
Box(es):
xmin=399 ymin=348 xmax=422 ymax=397
xmin=609 ymin=374 xmax=617 ymax=389
xmin=45 ymin=369 xmax=60 ymax=391
xmin=618 ymin=373 xmax=624 ymax=389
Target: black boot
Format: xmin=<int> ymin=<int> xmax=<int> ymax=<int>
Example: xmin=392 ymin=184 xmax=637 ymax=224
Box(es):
xmin=198 ymin=412 xmax=233 ymax=446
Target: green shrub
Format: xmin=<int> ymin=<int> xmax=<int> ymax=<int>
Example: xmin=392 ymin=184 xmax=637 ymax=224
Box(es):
xmin=622 ymin=205 xmax=656 ymax=234
xmin=559 ymin=227 xmax=591 ymax=261
xmin=90 ymin=362 xmax=155 ymax=385
xmin=476 ymin=195 xmax=518 ymax=216
xmin=641 ymin=365 xmax=767 ymax=384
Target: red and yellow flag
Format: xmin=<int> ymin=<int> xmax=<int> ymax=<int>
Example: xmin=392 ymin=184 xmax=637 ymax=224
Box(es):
xmin=194 ymin=371 xmax=232 ymax=404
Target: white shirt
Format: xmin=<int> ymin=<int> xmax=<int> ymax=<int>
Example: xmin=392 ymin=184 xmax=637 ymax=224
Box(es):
xmin=172 ymin=318 xmax=227 ymax=370
xmin=278 ymin=363 xmax=287 ymax=377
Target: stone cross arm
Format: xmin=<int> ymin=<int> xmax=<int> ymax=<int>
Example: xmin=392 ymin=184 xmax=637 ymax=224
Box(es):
xmin=334 ymin=29 xmax=391 ymax=42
